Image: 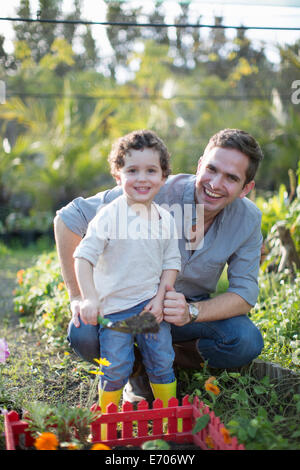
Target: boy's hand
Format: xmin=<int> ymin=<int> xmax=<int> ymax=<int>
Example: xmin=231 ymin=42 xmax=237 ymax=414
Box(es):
xmin=144 ymin=296 xmax=164 ymax=323
xmin=79 ymin=298 xmax=101 ymax=326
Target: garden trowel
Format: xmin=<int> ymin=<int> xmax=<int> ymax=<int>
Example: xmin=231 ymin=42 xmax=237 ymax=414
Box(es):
xmin=97 ymin=310 xmax=160 ymax=334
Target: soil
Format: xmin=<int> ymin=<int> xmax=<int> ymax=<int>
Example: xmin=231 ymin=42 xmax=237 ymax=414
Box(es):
xmin=110 ymin=311 xmax=160 ymax=334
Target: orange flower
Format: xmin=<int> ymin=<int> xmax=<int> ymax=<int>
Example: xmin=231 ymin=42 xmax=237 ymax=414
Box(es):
xmin=205 ymin=435 xmax=215 ymax=449
xmin=17 ymin=269 xmax=25 ymax=285
xmin=34 ymin=432 xmax=59 ymax=450
xmin=204 ymin=377 xmax=220 ymax=396
xmin=220 ymin=426 xmax=232 ymax=445
xmin=205 ymin=383 xmax=220 ymax=395
xmin=67 ymin=443 xmax=78 ymax=450
xmin=57 ymin=282 xmax=65 ymax=291
xmin=90 ymin=443 xmax=111 ymax=450
xmin=205 ymin=376 xmax=216 ymax=385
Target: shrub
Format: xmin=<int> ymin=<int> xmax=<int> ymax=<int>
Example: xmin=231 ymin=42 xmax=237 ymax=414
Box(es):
xmin=13 ymin=251 xmax=70 ymax=346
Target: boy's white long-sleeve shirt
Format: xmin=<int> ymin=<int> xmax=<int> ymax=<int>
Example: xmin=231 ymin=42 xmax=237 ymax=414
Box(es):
xmin=73 ymin=195 xmax=181 ymax=316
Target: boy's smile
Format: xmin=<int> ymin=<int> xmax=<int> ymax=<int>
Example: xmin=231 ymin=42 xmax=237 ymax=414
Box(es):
xmin=115 ymin=148 xmax=166 ymax=207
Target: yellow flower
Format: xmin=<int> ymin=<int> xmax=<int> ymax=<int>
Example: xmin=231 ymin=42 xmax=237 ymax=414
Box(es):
xmin=204 ymin=377 xmax=220 ymax=396
xmin=94 ymin=357 xmax=111 ymax=367
xmin=57 ymin=282 xmax=65 ymax=291
xmin=90 ymin=443 xmax=111 ymax=450
xmin=34 ymin=432 xmax=59 ymax=450
xmin=89 ymin=370 xmax=104 ymax=375
xmin=220 ymin=426 xmax=232 ymax=445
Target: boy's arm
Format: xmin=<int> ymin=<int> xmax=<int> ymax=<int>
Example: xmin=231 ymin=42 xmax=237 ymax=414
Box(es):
xmin=156 ymin=269 xmax=178 ymax=300
xmin=145 ymin=269 xmax=178 ymax=323
xmin=74 ymin=257 xmax=101 ymax=326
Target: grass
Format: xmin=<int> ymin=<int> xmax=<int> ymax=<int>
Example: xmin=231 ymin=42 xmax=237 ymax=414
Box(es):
xmin=0 ymin=240 xmax=299 ymax=450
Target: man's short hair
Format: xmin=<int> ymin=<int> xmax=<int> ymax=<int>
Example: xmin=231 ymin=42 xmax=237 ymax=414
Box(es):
xmin=108 ymin=129 xmax=171 ymax=179
xmin=204 ymin=129 xmax=264 ymax=185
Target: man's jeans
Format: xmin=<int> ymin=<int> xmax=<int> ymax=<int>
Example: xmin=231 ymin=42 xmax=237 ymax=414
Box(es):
xmin=171 ymin=315 xmax=263 ymax=368
xmin=67 ymin=312 xmax=264 ymax=370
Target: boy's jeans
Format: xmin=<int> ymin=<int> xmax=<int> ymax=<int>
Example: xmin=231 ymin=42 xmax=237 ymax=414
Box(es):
xmin=70 ymin=299 xmax=175 ymax=391
xmin=68 ymin=310 xmax=263 ymax=371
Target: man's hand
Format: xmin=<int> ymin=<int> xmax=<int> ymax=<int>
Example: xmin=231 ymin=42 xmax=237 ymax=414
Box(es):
xmin=78 ymin=298 xmax=101 ymax=326
xmin=70 ymin=296 xmax=82 ymax=328
xmin=163 ymin=285 xmax=191 ymax=326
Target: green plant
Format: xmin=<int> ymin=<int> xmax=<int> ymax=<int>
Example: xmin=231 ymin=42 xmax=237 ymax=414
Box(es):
xmin=13 ymin=251 xmax=70 ymax=345
xmin=23 ymin=402 xmax=55 ymax=438
xmin=24 ymin=401 xmax=101 ymax=448
xmin=251 ymin=271 xmax=300 ymax=370
xmin=182 ymin=365 xmax=300 ymax=450
xmin=141 ymin=439 xmax=170 ymax=450
xmin=256 ymin=184 xmax=289 ymax=239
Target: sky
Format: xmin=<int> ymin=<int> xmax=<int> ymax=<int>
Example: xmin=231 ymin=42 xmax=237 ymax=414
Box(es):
xmin=1 ymin=0 xmax=300 ymax=64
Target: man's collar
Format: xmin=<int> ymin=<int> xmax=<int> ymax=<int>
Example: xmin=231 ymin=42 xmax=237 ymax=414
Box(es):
xmin=182 ymin=175 xmax=197 ymax=204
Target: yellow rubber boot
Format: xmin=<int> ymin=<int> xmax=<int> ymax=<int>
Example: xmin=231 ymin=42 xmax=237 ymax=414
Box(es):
xmin=150 ymin=381 xmax=182 ymax=432
xmin=150 ymin=380 xmax=177 ymax=407
xmin=99 ymin=388 xmax=123 ymax=440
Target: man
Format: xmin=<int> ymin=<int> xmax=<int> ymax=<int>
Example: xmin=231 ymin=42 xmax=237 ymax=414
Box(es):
xmin=54 ymin=128 xmax=264 ymax=402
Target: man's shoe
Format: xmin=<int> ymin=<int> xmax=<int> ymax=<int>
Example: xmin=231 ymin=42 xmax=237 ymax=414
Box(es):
xmin=173 ymin=339 xmax=204 ymax=369
xmin=123 ymin=374 xmax=154 ymax=405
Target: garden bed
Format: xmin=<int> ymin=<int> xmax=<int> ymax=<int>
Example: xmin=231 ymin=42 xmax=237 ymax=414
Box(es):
xmin=4 ymin=395 xmax=244 ymax=451
xmin=252 ymin=359 xmax=300 ymax=393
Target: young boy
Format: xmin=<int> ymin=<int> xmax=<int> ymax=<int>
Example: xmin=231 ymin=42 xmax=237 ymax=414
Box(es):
xmin=73 ymin=130 xmax=181 ymax=415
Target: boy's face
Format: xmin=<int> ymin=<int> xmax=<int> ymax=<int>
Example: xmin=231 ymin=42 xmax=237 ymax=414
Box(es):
xmin=115 ymin=148 xmax=166 ymax=206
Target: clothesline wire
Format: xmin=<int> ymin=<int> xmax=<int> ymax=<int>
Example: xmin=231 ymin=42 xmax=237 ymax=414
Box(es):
xmin=0 ymin=16 xmax=300 ymax=30
xmin=5 ymin=91 xmax=292 ymax=101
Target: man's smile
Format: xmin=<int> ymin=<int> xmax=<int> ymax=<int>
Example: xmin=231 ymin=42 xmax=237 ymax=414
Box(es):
xmin=203 ymin=186 xmax=223 ymax=199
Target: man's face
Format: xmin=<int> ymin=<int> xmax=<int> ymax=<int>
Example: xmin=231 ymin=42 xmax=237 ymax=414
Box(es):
xmin=195 ymin=146 xmax=255 ymax=218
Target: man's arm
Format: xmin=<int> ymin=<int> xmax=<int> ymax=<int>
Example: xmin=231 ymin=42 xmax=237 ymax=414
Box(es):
xmin=163 ymin=287 xmax=252 ymax=326
xmin=54 ymin=215 xmax=82 ymax=327
xmin=74 ymin=258 xmax=101 ymax=326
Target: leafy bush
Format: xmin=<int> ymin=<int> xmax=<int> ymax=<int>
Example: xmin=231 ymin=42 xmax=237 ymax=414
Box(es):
xmin=179 ymin=365 xmax=300 ymax=450
xmin=1 ymin=211 xmax=54 ymax=234
xmin=13 ymin=251 xmax=70 ymax=346
xmin=251 ymin=271 xmax=300 ymax=371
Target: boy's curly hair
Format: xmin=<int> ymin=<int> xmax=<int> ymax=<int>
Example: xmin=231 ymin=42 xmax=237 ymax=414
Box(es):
xmin=108 ymin=130 xmax=171 ymax=179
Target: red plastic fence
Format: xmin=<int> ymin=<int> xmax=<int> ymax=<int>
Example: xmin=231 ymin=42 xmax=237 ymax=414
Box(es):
xmin=4 ymin=395 xmax=244 ymax=450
